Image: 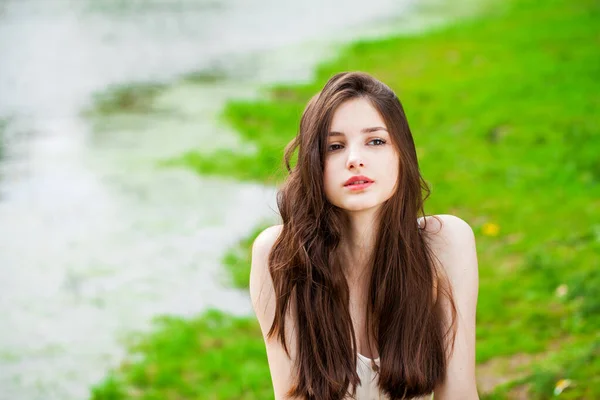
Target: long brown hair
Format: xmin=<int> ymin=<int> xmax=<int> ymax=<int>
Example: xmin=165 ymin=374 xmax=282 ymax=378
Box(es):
xmin=267 ymin=71 xmax=457 ymax=399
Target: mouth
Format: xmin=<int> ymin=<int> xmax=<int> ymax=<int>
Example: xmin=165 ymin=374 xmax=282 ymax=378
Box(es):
xmin=344 ymin=181 xmax=374 ymax=191
xmin=344 ymin=175 xmax=374 ymax=186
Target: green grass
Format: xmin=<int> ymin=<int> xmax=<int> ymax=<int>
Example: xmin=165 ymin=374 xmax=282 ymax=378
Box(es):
xmin=90 ymin=310 xmax=273 ymax=400
xmin=91 ymin=0 xmax=599 ymax=398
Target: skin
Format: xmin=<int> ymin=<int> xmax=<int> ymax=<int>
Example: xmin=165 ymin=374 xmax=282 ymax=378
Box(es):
xmin=249 ymin=97 xmax=480 ymax=399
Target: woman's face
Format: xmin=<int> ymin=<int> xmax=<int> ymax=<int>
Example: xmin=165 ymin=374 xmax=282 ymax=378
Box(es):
xmin=323 ymin=97 xmax=400 ymax=212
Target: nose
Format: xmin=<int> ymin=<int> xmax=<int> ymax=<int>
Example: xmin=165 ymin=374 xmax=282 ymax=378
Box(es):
xmin=346 ymin=147 xmax=365 ymax=170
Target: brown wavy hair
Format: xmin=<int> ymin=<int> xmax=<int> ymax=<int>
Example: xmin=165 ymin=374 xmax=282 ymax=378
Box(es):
xmin=266 ymin=71 xmax=457 ymax=399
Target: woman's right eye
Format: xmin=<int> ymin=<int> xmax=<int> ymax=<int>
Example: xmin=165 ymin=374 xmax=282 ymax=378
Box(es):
xmin=327 ymin=144 xmax=343 ymax=152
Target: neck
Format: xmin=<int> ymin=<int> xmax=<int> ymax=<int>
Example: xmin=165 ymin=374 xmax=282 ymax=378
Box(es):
xmin=339 ymin=207 xmax=379 ymax=282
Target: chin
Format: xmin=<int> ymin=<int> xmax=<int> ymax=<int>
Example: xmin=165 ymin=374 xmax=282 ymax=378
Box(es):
xmin=338 ymin=199 xmax=382 ymax=212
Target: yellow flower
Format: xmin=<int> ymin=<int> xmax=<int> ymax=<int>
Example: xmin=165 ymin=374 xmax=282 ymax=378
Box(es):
xmin=482 ymin=222 xmax=500 ymax=237
xmin=554 ymin=379 xmax=572 ymax=395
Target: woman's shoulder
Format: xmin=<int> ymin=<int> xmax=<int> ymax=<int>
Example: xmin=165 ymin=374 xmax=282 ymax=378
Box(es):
xmin=418 ymin=214 xmax=474 ymax=246
xmin=252 ymin=224 xmax=284 ymax=255
xmin=419 ymin=214 xmax=477 ymax=275
xmin=249 ymin=224 xmax=283 ymax=277
xmin=418 ymin=214 xmax=471 ymax=234
xmin=249 ymin=225 xmax=284 ymax=322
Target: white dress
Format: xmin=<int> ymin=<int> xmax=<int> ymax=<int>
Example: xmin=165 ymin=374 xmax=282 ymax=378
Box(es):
xmin=354 ymin=353 xmax=434 ymax=400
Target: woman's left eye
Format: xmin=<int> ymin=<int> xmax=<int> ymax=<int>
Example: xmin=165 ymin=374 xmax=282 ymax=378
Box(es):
xmin=368 ymin=138 xmax=386 ymax=146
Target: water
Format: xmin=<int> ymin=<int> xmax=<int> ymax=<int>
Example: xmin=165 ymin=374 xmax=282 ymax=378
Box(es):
xmin=0 ymin=0 xmax=467 ymax=398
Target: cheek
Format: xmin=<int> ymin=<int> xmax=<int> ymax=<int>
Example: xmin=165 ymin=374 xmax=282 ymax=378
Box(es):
xmin=381 ymin=154 xmax=400 ymax=192
xmin=323 ymin=162 xmax=336 ymax=197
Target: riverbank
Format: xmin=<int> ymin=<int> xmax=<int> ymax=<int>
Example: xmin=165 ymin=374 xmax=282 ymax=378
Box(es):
xmin=90 ymin=0 xmax=599 ymax=398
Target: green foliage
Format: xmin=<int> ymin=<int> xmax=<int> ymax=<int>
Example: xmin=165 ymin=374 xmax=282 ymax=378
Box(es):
xmin=90 ymin=310 xmax=273 ymax=400
xmin=523 ymin=337 xmax=600 ymax=399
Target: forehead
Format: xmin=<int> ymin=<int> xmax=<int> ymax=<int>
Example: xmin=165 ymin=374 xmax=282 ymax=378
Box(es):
xmin=329 ymin=97 xmax=387 ymax=134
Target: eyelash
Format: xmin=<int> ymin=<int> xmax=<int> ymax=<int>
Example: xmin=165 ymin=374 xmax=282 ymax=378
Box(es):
xmin=327 ymin=138 xmax=387 ymax=152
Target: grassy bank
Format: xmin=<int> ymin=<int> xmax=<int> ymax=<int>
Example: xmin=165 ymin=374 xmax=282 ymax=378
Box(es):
xmin=91 ymin=0 xmax=599 ymax=398
xmin=90 ymin=310 xmax=272 ymax=400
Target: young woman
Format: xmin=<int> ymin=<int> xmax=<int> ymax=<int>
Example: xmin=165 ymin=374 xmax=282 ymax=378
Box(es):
xmin=249 ymin=72 xmax=479 ymax=400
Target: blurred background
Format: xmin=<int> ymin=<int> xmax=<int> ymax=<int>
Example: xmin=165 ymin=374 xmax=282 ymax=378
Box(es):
xmin=0 ymin=0 xmax=597 ymax=399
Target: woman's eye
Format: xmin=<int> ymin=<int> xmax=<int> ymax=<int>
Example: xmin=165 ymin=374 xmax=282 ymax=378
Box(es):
xmin=368 ymin=138 xmax=386 ymax=146
xmin=327 ymin=144 xmax=343 ymax=152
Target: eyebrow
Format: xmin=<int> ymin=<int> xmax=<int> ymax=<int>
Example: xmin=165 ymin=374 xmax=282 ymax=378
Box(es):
xmin=328 ymin=127 xmax=388 ymax=137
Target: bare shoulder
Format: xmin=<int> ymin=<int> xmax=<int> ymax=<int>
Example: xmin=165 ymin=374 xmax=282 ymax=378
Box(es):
xmin=418 ymin=214 xmax=474 ymax=242
xmin=249 ymin=224 xmax=284 ymax=313
xmin=250 ymin=224 xmax=284 ymax=271
xmin=418 ymin=214 xmax=477 ymax=275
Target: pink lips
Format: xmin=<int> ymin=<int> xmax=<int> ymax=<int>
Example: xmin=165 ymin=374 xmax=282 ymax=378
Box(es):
xmin=345 ymin=181 xmax=373 ymax=191
xmin=344 ymin=175 xmax=374 ymax=191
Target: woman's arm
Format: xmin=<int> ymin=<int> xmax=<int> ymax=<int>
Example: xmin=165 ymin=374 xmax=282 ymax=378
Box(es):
xmin=249 ymin=225 xmax=301 ymax=400
xmin=429 ymin=215 xmax=480 ymax=400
